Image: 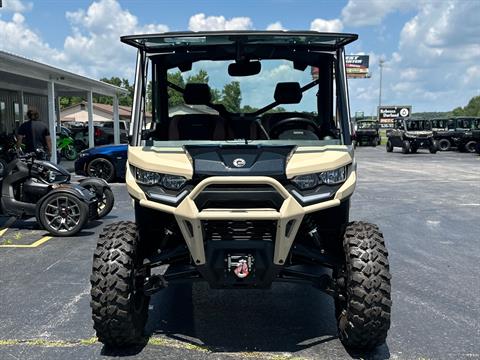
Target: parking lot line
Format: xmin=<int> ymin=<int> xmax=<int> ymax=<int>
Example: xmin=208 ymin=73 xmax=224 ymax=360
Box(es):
xmin=0 ymin=235 xmax=53 ymax=248
xmin=0 ymin=217 xmax=18 ymax=237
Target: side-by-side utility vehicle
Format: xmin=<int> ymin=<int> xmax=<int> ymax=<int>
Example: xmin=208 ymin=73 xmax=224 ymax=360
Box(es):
xmin=354 ymin=119 xmax=381 ymax=146
xmin=386 ymin=118 xmax=438 ymax=154
xmin=90 ymin=31 xmax=392 ymax=351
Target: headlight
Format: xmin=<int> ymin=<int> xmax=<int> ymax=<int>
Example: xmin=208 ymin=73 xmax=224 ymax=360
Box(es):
xmin=78 ymin=151 xmax=89 ymax=158
xmin=133 ymin=166 xmax=187 ymax=189
xmin=134 ymin=167 xmax=161 ymax=185
xmin=291 ymin=174 xmax=319 ymax=190
xmin=47 ymin=170 xmax=57 ymax=183
xmin=319 ymin=167 xmax=346 ymax=185
xmin=291 ymin=166 xmax=347 ymax=189
xmin=161 ymin=174 xmax=187 ymax=190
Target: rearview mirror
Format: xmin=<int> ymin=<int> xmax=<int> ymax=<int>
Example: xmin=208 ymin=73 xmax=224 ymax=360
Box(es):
xmin=228 ymin=61 xmax=261 ymax=76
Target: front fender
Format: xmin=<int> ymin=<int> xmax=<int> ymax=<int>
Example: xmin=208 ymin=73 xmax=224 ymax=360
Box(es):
xmin=79 ymin=177 xmax=110 ymax=196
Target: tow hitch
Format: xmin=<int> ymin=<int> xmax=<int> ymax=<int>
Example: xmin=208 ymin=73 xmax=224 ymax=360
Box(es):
xmin=227 ymin=254 xmax=254 ymax=279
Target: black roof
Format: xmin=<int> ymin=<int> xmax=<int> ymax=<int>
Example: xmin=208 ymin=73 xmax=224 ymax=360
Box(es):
xmin=121 ymin=31 xmax=358 ymax=53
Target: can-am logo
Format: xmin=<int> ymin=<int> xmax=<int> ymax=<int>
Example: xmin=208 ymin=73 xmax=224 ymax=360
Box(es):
xmin=232 ymin=158 xmax=246 ymax=168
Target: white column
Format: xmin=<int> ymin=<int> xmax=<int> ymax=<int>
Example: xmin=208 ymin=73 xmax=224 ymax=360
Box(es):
xmin=113 ymin=95 xmax=120 ymax=144
xmin=56 ymin=96 xmax=62 ymax=132
xmin=19 ymin=90 xmax=25 ymax=122
xmin=87 ymin=91 xmax=94 ymax=148
xmin=47 ymin=81 xmax=57 ymax=163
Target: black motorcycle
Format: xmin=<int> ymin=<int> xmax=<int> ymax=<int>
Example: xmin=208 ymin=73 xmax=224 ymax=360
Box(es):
xmin=0 ymin=151 xmax=114 ymax=236
xmin=0 ymin=133 xmax=18 ymax=177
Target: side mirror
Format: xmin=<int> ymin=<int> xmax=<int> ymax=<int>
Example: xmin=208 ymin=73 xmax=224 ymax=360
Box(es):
xmin=228 ymin=61 xmax=261 ymax=76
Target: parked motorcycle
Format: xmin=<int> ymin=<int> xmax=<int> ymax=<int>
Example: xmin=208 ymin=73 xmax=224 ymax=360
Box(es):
xmin=57 ymin=127 xmax=78 ymax=161
xmin=0 ymin=133 xmax=21 ymax=176
xmin=0 ymin=150 xmax=114 ymax=236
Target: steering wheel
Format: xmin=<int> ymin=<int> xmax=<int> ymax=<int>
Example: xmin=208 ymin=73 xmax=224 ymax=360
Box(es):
xmin=268 ymin=117 xmax=321 ymax=139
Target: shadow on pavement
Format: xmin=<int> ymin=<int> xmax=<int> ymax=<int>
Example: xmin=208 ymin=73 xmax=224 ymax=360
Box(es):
xmin=145 ymin=282 xmax=341 ymax=354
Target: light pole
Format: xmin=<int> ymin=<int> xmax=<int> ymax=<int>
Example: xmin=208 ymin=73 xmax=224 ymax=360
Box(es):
xmin=378 ymin=58 xmax=385 ymax=120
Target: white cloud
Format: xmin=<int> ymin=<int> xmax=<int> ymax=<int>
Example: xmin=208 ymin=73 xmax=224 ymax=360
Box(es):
xmin=188 ymin=13 xmax=252 ymax=31
xmin=0 ymin=0 xmax=33 ymax=13
xmin=266 ymin=21 xmax=285 ymax=31
xmin=0 ymin=0 xmax=168 ymax=80
xmin=349 ymin=0 xmax=480 ymax=114
xmin=0 ymin=11 xmax=67 ymax=65
xmin=341 ymin=0 xmax=417 ymax=27
xmin=310 ymin=18 xmax=343 ymax=33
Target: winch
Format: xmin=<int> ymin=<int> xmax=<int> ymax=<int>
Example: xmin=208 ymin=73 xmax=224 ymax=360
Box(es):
xmin=227 ymin=254 xmax=254 ymax=279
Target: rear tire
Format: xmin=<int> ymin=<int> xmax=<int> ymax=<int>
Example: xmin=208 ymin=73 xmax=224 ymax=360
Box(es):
xmin=465 ymin=141 xmax=477 ymax=153
xmin=335 ymin=221 xmax=392 ymax=351
xmin=90 ymin=221 xmax=150 ymax=347
xmin=401 ymin=140 xmax=410 ymax=154
xmin=437 ymin=138 xmax=451 ymax=151
xmin=386 ymin=140 xmax=393 ymax=152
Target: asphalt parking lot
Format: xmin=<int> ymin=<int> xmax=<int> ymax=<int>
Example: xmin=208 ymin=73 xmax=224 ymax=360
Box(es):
xmin=0 ymin=147 xmax=479 ymax=360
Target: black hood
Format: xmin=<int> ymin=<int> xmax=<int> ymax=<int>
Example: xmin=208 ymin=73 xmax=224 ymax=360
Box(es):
xmin=184 ymin=145 xmax=295 ymax=180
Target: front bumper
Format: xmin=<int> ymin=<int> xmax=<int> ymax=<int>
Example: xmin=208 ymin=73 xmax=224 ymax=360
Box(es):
xmin=127 ymin=166 xmax=356 ymax=266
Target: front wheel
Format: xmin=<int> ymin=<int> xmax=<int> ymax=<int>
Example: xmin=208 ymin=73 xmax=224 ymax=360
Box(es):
xmin=37 ymin=192 xmax=89 ymax=236
xmin=90 ymin=221 xmax=150 ymax=347
xmin=402 ymin=140 xmax=411 ymax=154
xmin=62 ymin=146 xmax=78 ymax=161
xmin=96 ymin=187 xmax=114 ymax=218
xmin=437 ymin=138 xmax=451 ymax=151
xmin=386 ymin=140 xmax=393 ymax=152
xmin=335 ymin=221 xmax=392 ymax=351
xmin=429 ymin=141 xmax=438 ymax=154
xmin=87 ymin=158 xmax=115 ymax=183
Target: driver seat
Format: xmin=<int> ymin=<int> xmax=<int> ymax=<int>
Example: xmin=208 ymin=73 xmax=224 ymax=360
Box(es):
xmin=168 ymin=83 xmax=227 ymax=140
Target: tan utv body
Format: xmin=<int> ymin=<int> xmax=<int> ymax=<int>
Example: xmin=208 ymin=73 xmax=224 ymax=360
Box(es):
xmin=90 ymin=31 xmax=392 ymax=351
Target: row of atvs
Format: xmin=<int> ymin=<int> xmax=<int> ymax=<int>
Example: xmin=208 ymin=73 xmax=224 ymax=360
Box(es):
xmin=0 ymin=149 xmax=114 ymax=236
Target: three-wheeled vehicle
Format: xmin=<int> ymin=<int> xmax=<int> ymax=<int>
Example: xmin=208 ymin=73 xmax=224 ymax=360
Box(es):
xmin=90 ymin=31 xmax=392 ymax=351
xmin=0 ymin=150 xmax=114 ymax=236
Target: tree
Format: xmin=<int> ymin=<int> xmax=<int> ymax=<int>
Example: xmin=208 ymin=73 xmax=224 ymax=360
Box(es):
xmin=221 ymin=81 xmax=241 ymax=112
xmin=186 ymin=69 xmax=209 ymax=84
xmin=167 ymin=71 xmax=186 ymax=107
xmin=452 ymin=95 xmax=480 ymax=116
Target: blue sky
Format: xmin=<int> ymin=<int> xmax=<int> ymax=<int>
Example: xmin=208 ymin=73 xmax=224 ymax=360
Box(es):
xmin=1 ymin=0 xmax=479 ymax=115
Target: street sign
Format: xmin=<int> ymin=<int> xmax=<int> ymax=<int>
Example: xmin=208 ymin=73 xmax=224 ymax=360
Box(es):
xmin=378 ymin=105 xmax=412 ymax=128
xmin=311 ymin=54 xmax=370 ymax=79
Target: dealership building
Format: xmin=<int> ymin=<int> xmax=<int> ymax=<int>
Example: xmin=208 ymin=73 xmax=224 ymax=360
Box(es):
xmin=0 ymin=50 xmax=128 ymax=163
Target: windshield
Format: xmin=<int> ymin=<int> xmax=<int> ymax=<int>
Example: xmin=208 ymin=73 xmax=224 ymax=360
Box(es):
xmin=144 ymin=58 xmax=344 ymax=147
xmin=405 ymin=120 xmax=431 ymax=131
xmin=357 ymin=121 xmax=377 ymax=129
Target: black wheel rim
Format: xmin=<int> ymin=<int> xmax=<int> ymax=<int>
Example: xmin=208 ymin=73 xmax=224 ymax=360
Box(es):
xmin=44 ymin=196 xmax=81 ymax=232
xmin=89 ymin=160 xmax=113 ymax=180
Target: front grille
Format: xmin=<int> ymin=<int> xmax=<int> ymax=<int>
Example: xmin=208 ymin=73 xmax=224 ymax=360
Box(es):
xmin=203 ymin=220 xmax=277 ymax=241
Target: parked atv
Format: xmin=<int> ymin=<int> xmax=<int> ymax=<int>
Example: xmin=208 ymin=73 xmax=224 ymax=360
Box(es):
xmin=90 ymin=31 xmax=392 ymax=351
xmin=354 ymin=119 xmax=381 ymax=146
xmin=0 ymin=150 xmax=114 ymax=236
xmin=386 ymin=118 xmax=437 ymax=154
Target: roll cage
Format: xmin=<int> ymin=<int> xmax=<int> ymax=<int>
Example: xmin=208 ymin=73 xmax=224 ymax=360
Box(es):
xmin=122 ymin=31 xmax=358 ymax=146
